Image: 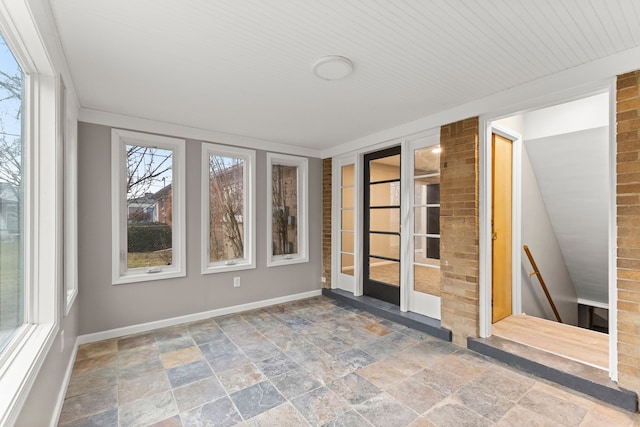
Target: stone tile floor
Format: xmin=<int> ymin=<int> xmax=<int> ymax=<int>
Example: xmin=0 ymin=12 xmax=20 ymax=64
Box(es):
xmin=58 ymin=296 xmax=640 ymax=426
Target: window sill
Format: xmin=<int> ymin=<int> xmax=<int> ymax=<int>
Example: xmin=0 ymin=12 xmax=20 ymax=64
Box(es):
xmin=0 ymin=322 xmax=57 ymax=426
xmin=202 ymin=262 xmax=256 ymax=275
xmin=112 ymin=268 xmax=186 ymax=285
xmin=267 ymin=255 xmax=309 ymax=268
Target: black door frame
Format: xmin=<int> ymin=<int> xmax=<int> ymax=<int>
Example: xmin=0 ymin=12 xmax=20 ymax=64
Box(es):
xmin=363 ymin=145 xmax=401 ymax=305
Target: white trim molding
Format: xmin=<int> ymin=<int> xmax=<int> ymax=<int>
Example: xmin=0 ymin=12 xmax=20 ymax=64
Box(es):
xmin=607 ymin=80 xmax=618 ymax=382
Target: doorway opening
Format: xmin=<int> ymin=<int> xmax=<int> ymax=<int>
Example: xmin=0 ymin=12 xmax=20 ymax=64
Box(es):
xmin=485 ymin=92 xmax=613 ymax=374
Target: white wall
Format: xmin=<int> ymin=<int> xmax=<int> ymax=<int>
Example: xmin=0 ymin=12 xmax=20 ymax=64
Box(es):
xmin=520 ymin=148 xmax=578 ymax=324
xmin=523 ymin=93 xmax=609 ymax=141
xmin=525 ymin=126 xmax=610 ymax=305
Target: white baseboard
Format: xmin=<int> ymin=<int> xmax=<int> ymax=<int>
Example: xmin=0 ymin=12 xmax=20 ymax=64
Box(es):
xmin=77 ymin=289 xmax=322 ymax=345
xmin=50 ymin=340 xmax=79 ymax=427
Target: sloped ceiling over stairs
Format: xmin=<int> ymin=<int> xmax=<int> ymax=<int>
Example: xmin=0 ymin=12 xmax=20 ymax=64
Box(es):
xmin=523 ymin=94 xmax=610 ymax=305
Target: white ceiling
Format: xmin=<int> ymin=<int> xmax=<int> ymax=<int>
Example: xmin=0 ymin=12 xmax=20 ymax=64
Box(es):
xmin=50 ymin=0 xmax=640 ymax=151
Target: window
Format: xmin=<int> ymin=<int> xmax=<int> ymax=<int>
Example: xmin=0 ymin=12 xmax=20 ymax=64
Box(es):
xmin=266 ymin=153 xmax=308 ymax=266
xmin=201 ymin=143 xmax=256 ymax=273
xmin=0 ymin=4 xmax=60 ymax=422
xmin=0 ymin=31 xmax=24 ymax=355
xmin=111 ymin=129 xmax=186 ymax=284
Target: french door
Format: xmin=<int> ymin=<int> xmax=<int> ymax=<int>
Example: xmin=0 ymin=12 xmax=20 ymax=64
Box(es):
xmin=408 ymin=134 xmax=442 ymax=319
xmin=363 ymin=146 xmax=401 ymax=305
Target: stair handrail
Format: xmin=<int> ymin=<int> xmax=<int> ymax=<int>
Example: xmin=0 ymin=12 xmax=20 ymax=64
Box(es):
xmin=523 ymin=245 xmax=562 ymax=323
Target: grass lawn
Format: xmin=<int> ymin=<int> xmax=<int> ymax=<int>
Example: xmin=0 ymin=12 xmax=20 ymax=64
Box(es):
xmin=1 ymin=239 xmax=22 ymax=337
xmin=127 ymin=250 xmax=172 ymax=268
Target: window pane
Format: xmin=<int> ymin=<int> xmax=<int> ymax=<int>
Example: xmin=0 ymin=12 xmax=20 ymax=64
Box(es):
xmin=272 ymin=164 xmax=298 ymax=255
xmin=370 ymin=182 xmax=400 ymax=207
xmin=370 ymin=208 xmax=400 ymax=233
xmin=427 ymin=183 xmax=440 ymax=204
xmin=341 ymin=231 xmax=354 ymax=253
xmin=342 ymin=187 xmax=354 ymax=209
xmin=369 ymin=233 xmax=400 ymax=260
xmin=341 ymin=209 xmax=354 ymax=231
xmin=369 ymin=259 xmax=399 ymax=286
xmin=414 ymin=207 xmax=426 ymax=234
xmin=370 ymin=154 xmax=400 ymax=182
xmin=414 ymin=176 xmax=439 ymax=205
xmin=341 ymin=164 xmax=354 ymax=187
xmin=209 ymin=155 xmax=245 ymax=262
xmin=341 ymin=253 xmax=354 ymax=276
xmin=414 ymin=145 xmax=440 ymax=175
xmin=414 ymin=237 xmax=440 ymax=266
xmin=126 ymin=145 xmax=174 ymax=269
xmin=427 ymin=237 xmax=440 ymax=260
xmin=414 ymin=264 xmax=441 ymax=296
xmin=427 ymin=207 xmax=440 ymax=234
xmin=0 ymin=34 xmax=25 ymax=353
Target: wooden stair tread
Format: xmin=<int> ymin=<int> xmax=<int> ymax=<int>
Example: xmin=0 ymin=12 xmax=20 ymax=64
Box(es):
xmin=492 ymin=314 xmax=608 ymax=370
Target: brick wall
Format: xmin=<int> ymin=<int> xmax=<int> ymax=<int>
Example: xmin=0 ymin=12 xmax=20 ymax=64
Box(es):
xmin=617 ymin=70 xmax=640 ymax=392
xmin=322 ymin=158 xmax=332 ymax=289
xmin=439 ymin=117 xmax=480 ymax=346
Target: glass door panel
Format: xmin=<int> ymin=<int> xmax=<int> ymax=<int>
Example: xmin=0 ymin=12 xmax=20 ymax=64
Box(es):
xmin=341 ymin=231 xmax=354 ymax=253
xmin=370 ymin=259 xmax=400 ymax=287
xmin=342 ymin=187 xmax=354 ymax=209
xmin=341 ymin=253 xmax=354 ymax=276
xmin=412 ymin=145 xmax=441 ymax=298
xmin=339 ymin=164 xmax=356 ymax=285
xmin=341 ymin=210 xmax=354 ymax=230
xmin=369 ymin=234 xmax=400 ymax=259
xmin=370 ymin=208 xmax=400 ymax=233
xmin=363 ymin=146 xmax=401 ymax=305
xmin=370 ymin=154 xmax=400 ymax=181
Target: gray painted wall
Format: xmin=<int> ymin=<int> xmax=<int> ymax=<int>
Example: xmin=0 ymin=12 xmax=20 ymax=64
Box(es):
xmin=77 ymin=122 xmax=322 ymax=335
xmin=16 ymin=304 xmax=79 ymax=426
xmin=521 ymin=148 xmax=578 ymax=325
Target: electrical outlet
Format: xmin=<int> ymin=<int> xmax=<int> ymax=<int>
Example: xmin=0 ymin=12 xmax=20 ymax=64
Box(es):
xmin=60 ymin=330 xmax=65 ymax=352
xmin=233 ymin=277 xmax=241 ymax=288
xmin=321 ymin=277 xmax=326 ymax=283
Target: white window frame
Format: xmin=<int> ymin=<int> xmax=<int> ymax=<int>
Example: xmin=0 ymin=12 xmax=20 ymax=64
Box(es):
xmin=0 ymin=1 xmax=60 ymax=424
xmin=62 ymin=78 xmax=78 ymax=315
xmin=266 ymin=153 xmax=309 ymax=267
xmin=201 ymin=143 xmax=256 ymax=274
xmin=111 ymin=129 xmax=186 ymax=285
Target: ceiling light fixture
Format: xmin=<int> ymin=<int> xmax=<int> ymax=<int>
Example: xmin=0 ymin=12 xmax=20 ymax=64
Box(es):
xmin=312 ymin=55 xmax=353 ymax=80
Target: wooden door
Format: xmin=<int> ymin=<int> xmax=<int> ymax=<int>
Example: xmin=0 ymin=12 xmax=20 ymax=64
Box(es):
xmin=492 ymin=133 xmax=512 ymax=323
